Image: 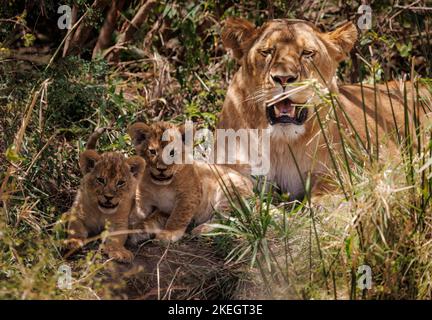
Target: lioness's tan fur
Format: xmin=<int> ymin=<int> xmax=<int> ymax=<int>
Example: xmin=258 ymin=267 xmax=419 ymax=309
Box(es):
xmin=218 ymin=18 xmax=431 ymax=199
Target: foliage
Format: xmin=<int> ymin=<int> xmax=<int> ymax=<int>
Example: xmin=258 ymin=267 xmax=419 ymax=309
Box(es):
xmin=0 ymin=0 xmax=431 ymax=299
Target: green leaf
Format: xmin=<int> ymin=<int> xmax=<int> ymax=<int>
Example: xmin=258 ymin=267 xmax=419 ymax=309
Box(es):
xmin=345 ymin=236 xmax=352 ymax=260
xmin=22 ymin=33 xmax=35 ymax=47
xmin=5 ymin=145 xmax=24 ymax=162
xmin=396 ymin=42 xmax=412 ymax=58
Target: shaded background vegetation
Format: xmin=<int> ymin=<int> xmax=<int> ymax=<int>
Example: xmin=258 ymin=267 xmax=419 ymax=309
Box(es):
xmin=0 ymin=0 xmax=431 ymax=299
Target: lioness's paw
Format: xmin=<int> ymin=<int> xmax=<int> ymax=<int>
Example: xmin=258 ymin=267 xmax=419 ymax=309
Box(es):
xmin=106 ymin=247 xmax=134 ymax=263
xmin=156 ymin=229 xmax=184 ymax=242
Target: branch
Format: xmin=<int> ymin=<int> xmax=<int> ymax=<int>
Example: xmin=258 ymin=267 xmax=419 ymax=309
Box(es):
xmin=107 ymin=0 xmax=157 ymax=62
xmin=92 ymin=0 xmax=125 ymax=59
xmin=63 ymin=0 xmax=109 ymax=56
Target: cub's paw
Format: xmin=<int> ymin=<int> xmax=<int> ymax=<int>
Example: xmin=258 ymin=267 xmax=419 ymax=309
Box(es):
xmin=142 ymin=220 xmax=163 ymax=234
xmin=128 ymin=232 xmax=153 ymax=246
xmin=64 ymin=238 xmax=85 ymax=250
xmin=105 ymin=247 xmax=134 ymax=263
xmin=156 ymin=229 xmax=184 ymax=242
xmin=191 ymin=223 xmax=213 ymax=236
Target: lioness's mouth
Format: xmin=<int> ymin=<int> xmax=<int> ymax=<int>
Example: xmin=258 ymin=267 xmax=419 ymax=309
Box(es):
xmin=266 ymin=97 xmax=308 ymax=125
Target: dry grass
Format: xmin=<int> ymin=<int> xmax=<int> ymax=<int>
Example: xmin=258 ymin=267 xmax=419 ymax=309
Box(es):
xmin=1 ymin=0 xmax=432 ymax=300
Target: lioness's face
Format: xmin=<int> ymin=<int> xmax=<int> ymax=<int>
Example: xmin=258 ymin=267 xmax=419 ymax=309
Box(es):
xmin=222 ymin=18 xmax=357 ymax=137
xmin=129 ymin=122 xmax=184 ymax=186
xmin=79 ymin=151 xmax=144 ymax=214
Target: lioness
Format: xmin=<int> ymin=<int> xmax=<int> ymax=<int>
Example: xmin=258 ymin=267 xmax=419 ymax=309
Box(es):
xmin=128 ymin=121 xmax=253 ymax=242
xmin=218 ymin=18 xmax=431 ymax=199
xmin=66 ymin=128 xmax=145 ymax=262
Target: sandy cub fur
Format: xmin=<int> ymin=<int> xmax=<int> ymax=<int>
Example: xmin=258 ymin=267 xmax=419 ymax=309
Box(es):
xmin=128 ymin=121 xmax=253 ymax=242
xmin=66 ymin=128 xmax=145 ymax=262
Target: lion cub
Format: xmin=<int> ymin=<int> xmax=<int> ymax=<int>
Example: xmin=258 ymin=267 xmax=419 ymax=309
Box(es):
xmin=128 ymin=121 xmax=253 ymax=242
xmin=66 ymin=128 xmax=145 ymax=262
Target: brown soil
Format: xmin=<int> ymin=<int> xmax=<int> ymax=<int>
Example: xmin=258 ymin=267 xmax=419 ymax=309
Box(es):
xmin=99 ymin=238 xmax=250 ymax=300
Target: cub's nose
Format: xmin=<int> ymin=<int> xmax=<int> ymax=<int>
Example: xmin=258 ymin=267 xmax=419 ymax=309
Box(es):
xmin=157 ymin=168 xmax=167 ymax=175
xmin=156 ymin=164 xmax=167 ymax=172
xmin=104 ymin=195 xmax=114 ymax=202
xmin=272 ymin=74 xmax=298 ymax=86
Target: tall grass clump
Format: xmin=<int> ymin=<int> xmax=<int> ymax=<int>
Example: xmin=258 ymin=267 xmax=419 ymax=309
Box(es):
xmin=1 ymin=0 xmax=431 ymax=300
xmin=211 ymin=74 xmax=432 ymax=299
xmin=0 ymin=58 xmax=138 ymax=299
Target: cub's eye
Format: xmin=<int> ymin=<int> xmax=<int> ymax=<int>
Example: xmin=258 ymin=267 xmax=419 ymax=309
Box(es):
xmin=259 ymin=48 xmax=273 ymax=57
xmin=96 ymin=177 xmax=105 ymax=185
xmin=302 ymin=50 xmax=315 ymax=58
xmin=148 ymin=148 xmax=157 ymax=156
xmin=117 ymin=180 xmax=126 ymax=188
xmin=170 ymin=149 xmax=175 ymax=157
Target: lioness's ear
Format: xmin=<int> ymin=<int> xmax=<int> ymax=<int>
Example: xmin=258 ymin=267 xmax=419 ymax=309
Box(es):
xmin=324 ymin=22 xmax=358 ymax=62
xmin=128 ymin=122 xmax=150 ymax=147
xmin=79 ymin=150 xmax=101 ymax=175
xmin=126 ymin=156 xmax=145 ymax=178
xmin=222 ymin=17 xmax=257 ymax=61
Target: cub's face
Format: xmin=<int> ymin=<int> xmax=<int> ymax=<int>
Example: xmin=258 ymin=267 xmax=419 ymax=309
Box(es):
xmin=222 ymin=18 xmax=357 ymax=138
xmin=79 ymin=151 xmax=145 ymax=214
xmin=128 ymin=122 xmax=184 ymax=186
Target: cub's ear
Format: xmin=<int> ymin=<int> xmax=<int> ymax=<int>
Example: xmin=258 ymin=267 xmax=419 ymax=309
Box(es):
xmin=128 ymin=122 xmax=151 ymax=147
xmin=222 ymin=17 xmax=257 ymax=61
xmin=126 ymin=156 xmax=145 ymax=178
xmin=79 ymin=150 xmax=101 ymax=175
xmin=324 ymin=22 xmax=358 ymax=62
xmin=177 ymin=122 xmax=195 ymax=144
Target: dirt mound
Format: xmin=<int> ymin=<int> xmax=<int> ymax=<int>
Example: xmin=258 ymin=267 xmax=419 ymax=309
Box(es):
xmin=101 ymin=239 xmax=248 ymax=300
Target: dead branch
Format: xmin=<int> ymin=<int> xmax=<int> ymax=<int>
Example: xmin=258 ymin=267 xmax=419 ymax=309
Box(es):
xmin=107 ymin=0 xmax=157 ymax=62
xmin=92 ymin=0 xmax=125 ymax=59
xmin=63 ymin=0 xmax=109 ymax=56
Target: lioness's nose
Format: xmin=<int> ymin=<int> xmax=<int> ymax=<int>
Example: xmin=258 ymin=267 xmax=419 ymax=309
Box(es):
xmin=272 ymin=74 xmax=298 ymax=86
xmin=104 ymin=195 xmax=114 ymax=202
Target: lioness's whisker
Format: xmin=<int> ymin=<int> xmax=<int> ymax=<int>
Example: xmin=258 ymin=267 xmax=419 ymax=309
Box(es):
xmin=264 ymin=84 xmax=310 ymax=105
xmin=291 ymin=104 xmax=314 ymax=107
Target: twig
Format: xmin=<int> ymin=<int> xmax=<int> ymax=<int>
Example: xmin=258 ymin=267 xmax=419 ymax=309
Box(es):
xmin=394 ymin=5 xmax=432 ymax=11
xmin=388 ymin=0 xmax=421 ymax=31
xmin=24 ymin=133 xmax=57 ymax=176
xmin=45 ymin=12 xmax=88 ymax=70
xmin=62 ymin=4 xmax=78 ymax=57
xmin=157 ymin=244 xmax=170 ymax=300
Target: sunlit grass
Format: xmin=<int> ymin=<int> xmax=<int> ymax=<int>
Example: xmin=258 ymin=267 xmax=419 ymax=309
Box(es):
xmin=210 ymin=74 xmax=432 ymax=299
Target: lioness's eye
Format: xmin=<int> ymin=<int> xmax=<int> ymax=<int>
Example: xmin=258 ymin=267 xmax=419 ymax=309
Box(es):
xmin=96 ymin=177 xmax=105 ymax=185
xmin=302 ymin=50 xmax=315 ymax=58
xmin=259 ymin=48 xmax=273 ymax=57
xmin=117 ymin=180 xmax=126 ymax=188
xmin=148 ymin=148 xmax=157 ymax=156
